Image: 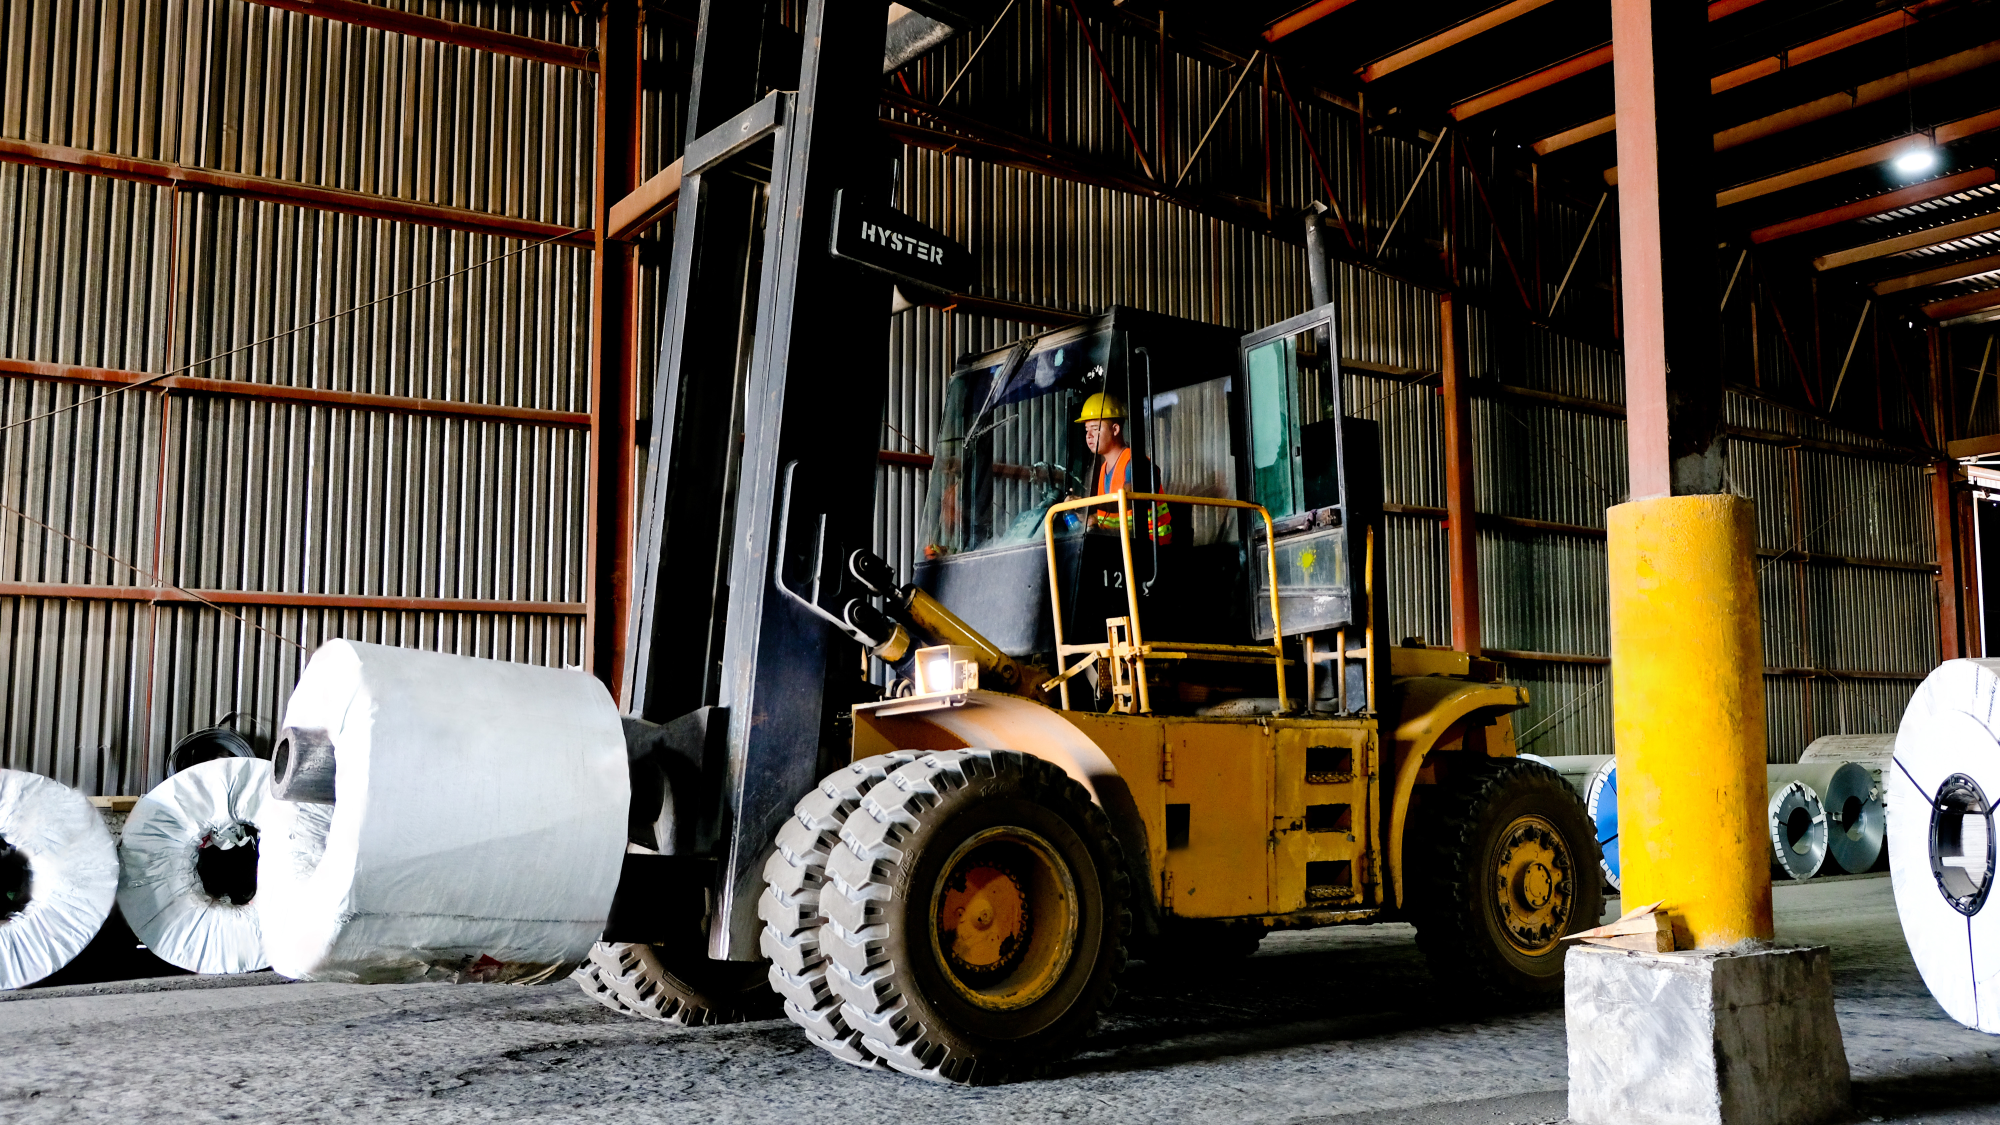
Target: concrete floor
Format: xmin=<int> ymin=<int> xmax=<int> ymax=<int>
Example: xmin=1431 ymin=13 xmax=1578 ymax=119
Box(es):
xmin=0 ymin=875 xmax=1993 ymax=1124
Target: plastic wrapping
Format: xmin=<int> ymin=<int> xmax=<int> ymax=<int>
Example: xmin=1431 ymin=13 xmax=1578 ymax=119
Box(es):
xmin=116 ymin=757 xmax=272 ymax=974
xmin=1585 ymin=759 xmax=1619 ymax=890
xmin=258 ymin=640 xmax=628 ymax=983
xmin=1891 ymin=659 xmax=2000 ymax=1033
xmin=0 ymin=769 xmax=118 ymax=989
xmin=1800 ymin=733 xmax=1895 ymax=768
xmin=1519 ymin=753 xmax=1612 ymax=803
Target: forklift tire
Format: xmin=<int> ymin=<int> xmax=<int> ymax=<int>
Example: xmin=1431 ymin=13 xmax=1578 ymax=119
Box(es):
xmin=572 ymin=955 xmax=641 ymax=1018
xmin=761 ymin=751 xmax=924 ymax=1069
xmin=1408 ymin=757 xmax=1603 ymax=1003
xmin=578 ymin=940 xmax=776 ymax=1026
xmin=819 ymin=749 xmax=1130 ymax=1084
xmin=760 ymin=748 xmax=924 ymax=1064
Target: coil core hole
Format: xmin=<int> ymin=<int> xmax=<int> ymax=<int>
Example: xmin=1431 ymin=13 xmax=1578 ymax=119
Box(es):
xmin=0 ymin=834 xmax=28 ymax=921
xmin=1932 ymin=774 xmax=1996 ymax=916
xmin=1785 ymin=806 xmax=1815 ymax=855
xmin=196 ymin=825 xmax=260 ymax=906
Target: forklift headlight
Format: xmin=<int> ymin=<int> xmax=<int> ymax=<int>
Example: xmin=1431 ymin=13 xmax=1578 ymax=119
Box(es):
xmin=914 ymin=645 xmax=979 ymax=695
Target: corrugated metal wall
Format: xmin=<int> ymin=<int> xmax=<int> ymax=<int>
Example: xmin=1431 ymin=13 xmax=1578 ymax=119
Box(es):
xmin=0 ymin=0 xmax=1949 ymax=791
xmin=0 ymin=0 xmax=599 ymax=792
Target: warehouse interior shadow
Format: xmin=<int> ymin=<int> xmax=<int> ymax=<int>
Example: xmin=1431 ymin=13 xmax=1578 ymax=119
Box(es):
xmin=26 ymin=906 xmax=189 ymax=989
xmin=1851 ymin=1064 xmax=2000 ymax=1121
xmin=1073 ymin=927 xmax=1542 ymax=1073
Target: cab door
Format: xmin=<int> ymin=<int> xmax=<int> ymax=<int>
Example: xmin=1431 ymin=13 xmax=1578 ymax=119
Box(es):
xmin=1237 ymin=304 xmax=1359 ymax=640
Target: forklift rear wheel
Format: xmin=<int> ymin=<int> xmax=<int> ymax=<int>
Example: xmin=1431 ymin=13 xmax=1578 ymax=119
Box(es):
xmin=761 ymin=751 xmax=925 ymax=1068
xmin=1409 ymin=757 xmax=1602 ymax=1003
xmin=814 ymin=749 xmax=1129 ymax=1084
xmin=576 ymin=940 xmax=776 ymax=1026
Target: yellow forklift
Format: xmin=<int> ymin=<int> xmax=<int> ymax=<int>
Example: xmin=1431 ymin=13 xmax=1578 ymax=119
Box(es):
xmin=568 ymin=0 xmax=1598 ymax=1085
xmin=751 ymin=300 xmax=1602 ymax=1083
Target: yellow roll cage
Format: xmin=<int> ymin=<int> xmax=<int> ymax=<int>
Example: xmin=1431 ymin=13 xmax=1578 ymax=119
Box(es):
xmin=1040 ymin=490 xmax=1287 ymax=714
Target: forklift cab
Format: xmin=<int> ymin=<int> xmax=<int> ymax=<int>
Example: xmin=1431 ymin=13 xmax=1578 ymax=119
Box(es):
xmin=913 ymin=303 xmax=1381 ymax=714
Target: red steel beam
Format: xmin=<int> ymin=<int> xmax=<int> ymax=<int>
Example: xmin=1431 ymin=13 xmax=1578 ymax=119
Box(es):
xmin=1874 ymin=250 xmax=2000 ymax=297
xmin=0 ymin=138 xmax=592 ymax=247
xmin=1440 ymin=293 xmax=1481 ymax=654
xmin=1262 ymin=0 xmax=1364 ymax=43
xmin=1452 ymin=0 xmax=1782 ymax=122
xmin=1815 ymin=209 xmax=2000 ymax=271
xmin=586 ymin=4 xmax=643 ymax=696
xmin=1936 ymin=460 xmax=1965 ymax=658
xmin=1923 ymin=287 xmax=2000 ymax=322
xmin=1358 ymin=0 xmax=1561 ymax=84
xmin=1612 ymin=0 xmax=1717 ymax=499
xmin=1750 ymin=168 xmax=1996 ymax=244
xmin=0 ymin=357 xmax=590 ymax=428
xmin=1715 ymin=39 xmax=2000 ymax=153
xmin=1065 ymin=0 xmax=1157 ymax=180
xmin=1718 ymin=106 xmax=2000 ymax=207
xmin=607 ymin=157 xmax=683 ymax=242
xmin=240 ymin=0 xmax=594 ymax=70
xmin=1452 ymin=46 xmax=1610 ymax=121
xmin=1534 ymin=0 xmax=1947 ymax=154
xmin=0 ymin=582 xmax=585 ymax=615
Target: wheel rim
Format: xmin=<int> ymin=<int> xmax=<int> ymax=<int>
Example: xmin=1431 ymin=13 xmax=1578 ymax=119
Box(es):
xmin=929 ymin=826 xmax=1079 ymax=1012
xmin=1492 ymin=813 xmax=1576 ymax=956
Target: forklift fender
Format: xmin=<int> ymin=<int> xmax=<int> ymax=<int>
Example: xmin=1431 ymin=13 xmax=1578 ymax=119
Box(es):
xmin=1386 ymin=676 xmax=1530 ymax=909
xmin=853 ymin=692 xmax=1158 ymax=934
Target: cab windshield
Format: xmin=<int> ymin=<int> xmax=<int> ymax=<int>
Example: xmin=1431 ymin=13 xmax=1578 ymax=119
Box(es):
xmin=920 ymin=326 xmax=1109 ymax=558
xmin=920 ymin=325 xmax=1239 ymax=560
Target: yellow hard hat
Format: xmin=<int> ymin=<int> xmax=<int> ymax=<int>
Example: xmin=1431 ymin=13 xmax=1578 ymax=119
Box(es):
xmin=1074 ymin=392 xmax=1126 ymax=422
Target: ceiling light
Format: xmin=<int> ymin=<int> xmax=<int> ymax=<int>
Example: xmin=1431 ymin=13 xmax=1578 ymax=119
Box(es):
xmin=1894 ymin=148 xmax=1939 ymax=175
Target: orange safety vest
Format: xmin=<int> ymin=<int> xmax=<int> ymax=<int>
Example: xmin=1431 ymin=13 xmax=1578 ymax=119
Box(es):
xmin=1092 ymin=446 xmax=1173 ymax=543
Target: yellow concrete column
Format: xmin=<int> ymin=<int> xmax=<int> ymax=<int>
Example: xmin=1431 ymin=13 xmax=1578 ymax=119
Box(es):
xmin=1608 ymin=493 xmax=1773 ymax=948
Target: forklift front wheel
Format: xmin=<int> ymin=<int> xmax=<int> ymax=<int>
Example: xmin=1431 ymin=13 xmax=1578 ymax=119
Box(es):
xmin=818 ymin=749 xmax=1129 ymax=1084
xmin=761 ymin=751 xmax=926 ymax=1068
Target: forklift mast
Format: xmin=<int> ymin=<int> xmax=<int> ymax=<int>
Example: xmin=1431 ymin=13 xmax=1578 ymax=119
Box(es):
xmin=622 ymin=0 xmax=900 ymax=961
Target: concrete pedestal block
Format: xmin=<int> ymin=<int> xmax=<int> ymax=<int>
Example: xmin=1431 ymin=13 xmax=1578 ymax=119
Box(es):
xmin=1567 ymin=944 xmax=1849 ymax=1125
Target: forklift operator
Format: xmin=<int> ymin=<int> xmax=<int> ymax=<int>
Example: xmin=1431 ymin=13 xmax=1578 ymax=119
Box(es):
xmin=1074 ymin=393 xmax=1172 ymax=543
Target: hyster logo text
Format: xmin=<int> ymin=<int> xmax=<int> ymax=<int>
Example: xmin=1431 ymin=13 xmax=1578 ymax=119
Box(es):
xmin=860 ymin=221 xmax=946 ymax=264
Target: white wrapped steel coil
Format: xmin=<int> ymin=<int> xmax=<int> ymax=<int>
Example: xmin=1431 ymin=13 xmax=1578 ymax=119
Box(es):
xmin=0 ymin=770 xmax=118 ymax=989
xmin=116 ymin=756 xmax=272 ymax=974
xmin=1890 ymin=659 xmax=2000 ymax=1033
xmin=258 ymin=640 xmax=628 ymax=984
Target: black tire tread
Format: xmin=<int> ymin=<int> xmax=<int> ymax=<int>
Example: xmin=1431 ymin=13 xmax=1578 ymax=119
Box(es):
xmin=571 ymin=955 xmax=642 ymax=1019
xmin=583 ymin=939 xmax=775 ymax=1026
xmin=760 ymin=751 xmax=923 ymax=1068
xmin=1408 ymin=756 xmax=1603 ymax=1002
xmin=820 ymin=749 xmax=1130 ymax=1085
